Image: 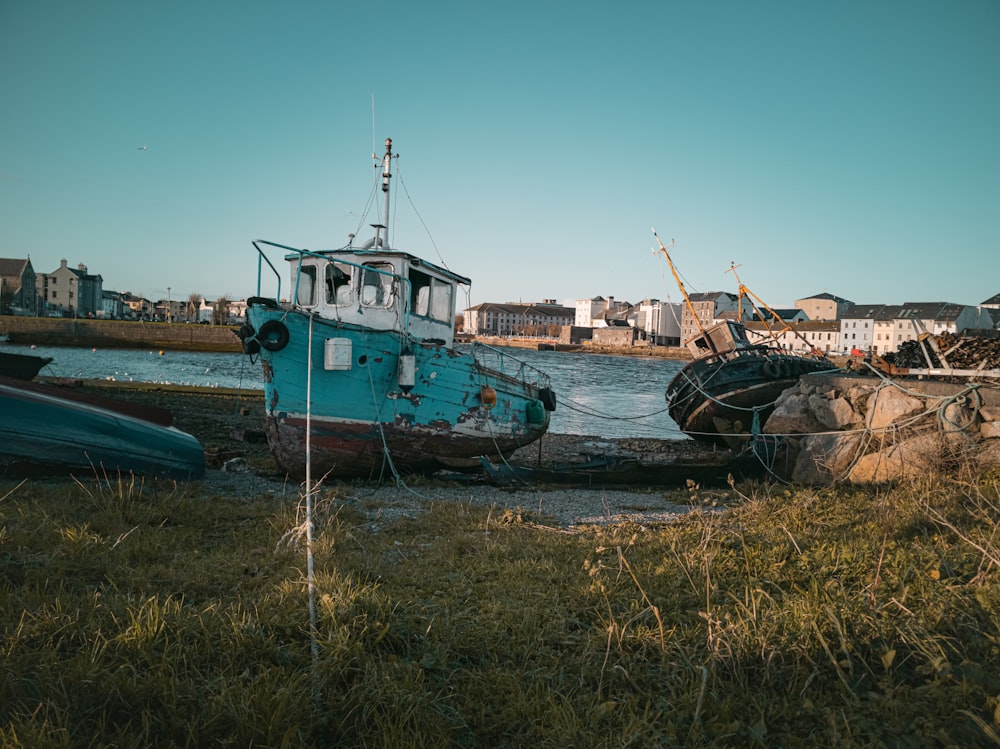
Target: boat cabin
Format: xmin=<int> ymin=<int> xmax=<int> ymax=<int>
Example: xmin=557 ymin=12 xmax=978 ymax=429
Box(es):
xmin=281 ymin=246 xmax=470 ymax=347
xmin=684 ymin=320 xmax=752 ymax=359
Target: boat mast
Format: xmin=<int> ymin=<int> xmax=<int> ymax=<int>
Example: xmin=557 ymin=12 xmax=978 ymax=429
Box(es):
xmin=652 ymin=228 xmax=711 ymax=341
xmin=379 ymin=137 xmax=394 ymax=249
xmin=727 ymin=262 xmax=827 ymax=357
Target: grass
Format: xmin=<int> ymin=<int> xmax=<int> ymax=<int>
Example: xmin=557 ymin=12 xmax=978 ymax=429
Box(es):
xmin=2 ymin=468 xmax=1000 ymax=748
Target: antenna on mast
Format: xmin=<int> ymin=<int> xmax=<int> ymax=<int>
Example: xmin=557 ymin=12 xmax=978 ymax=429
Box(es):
xmin=652 ymin=227 xmax=710 ymax=342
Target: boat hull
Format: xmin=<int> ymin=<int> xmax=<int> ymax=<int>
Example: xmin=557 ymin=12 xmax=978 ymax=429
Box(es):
xmin=667 ymin=352 xmax=836 ymax=446
xmin=0 ymin=352 xmax=53 ymax=380
xmin=0 ymin=378 xmax=205 ymax=480
xmin=245 ymin=306 xmax=552 ymax=480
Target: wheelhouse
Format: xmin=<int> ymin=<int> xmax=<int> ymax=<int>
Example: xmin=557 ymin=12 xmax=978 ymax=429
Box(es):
xmin=252 ymin=240 xmax=470 ymax=347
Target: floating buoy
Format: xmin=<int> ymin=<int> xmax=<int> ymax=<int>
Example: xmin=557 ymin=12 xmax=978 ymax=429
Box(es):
xmin=526 ymin=399 xmax=546 ymax=424
xmin=159 ymin=350 xmax=165 ymax=356
xmin=480 ymin=385 xmax=497 ymax=409
xmin=398 ymin=348 xmax=415 ymax=392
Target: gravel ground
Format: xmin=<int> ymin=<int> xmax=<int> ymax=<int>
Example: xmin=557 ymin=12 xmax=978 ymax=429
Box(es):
xmin=66 ymin=381 xmax=740 ymax=529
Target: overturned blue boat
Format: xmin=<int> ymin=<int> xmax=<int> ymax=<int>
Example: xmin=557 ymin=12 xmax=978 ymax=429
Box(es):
xmin=0 ymin=376 xmax=205 ymax=480
xmin=238 ymin=138 xmax=555 ymax=480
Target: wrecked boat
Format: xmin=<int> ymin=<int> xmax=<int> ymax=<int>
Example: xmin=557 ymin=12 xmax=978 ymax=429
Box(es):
xmin=238 ymin=138 xmax=555 ymax=480
xmin=654 ymin=230 xmax=837 ymax=447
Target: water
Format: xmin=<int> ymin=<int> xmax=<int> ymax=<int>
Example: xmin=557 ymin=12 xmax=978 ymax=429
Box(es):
xmin=4 ymin=343 xmax=687 ymax=440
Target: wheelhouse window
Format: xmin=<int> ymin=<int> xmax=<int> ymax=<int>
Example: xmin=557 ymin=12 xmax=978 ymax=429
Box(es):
xmin=295 ymin=264 xmax=317 ymax=306
xmin=360 ymin=262 xmax=394 ymax=308
xmin=410 ymin=268 xmax=453 ymax=323
xmin=325 ymin=263 xmax=353 ymax=306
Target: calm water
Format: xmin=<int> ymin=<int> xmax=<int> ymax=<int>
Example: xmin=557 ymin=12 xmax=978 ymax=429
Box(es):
xmin=4 ymin=343 xmax=687 ymax=440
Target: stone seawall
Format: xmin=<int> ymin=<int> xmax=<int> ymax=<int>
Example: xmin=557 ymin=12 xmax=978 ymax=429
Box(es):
xmin=0 ymin=317 xmax=242 ymax=352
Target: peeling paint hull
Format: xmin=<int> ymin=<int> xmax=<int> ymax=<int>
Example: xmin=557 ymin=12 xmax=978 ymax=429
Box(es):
xmin=246 ymin=307 xmax=552 ymax=481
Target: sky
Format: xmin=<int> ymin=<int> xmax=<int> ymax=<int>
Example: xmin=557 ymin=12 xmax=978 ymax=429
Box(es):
xmin=2 ymin=1 xmax=998 ymax=313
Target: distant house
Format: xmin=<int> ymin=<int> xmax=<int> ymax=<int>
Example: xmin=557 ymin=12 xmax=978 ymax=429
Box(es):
xmin=795 ymin=292 xmax=853 ymax=321
xmin=41 ymin=259 xmax=104 ymax=317
xmin=101 ymin=290 xmax=125 ymax=320
xmin=981 ymin=293 xmax=1000 ymax=312
xmin=680 ymin=292 xmax=738 ymax=345
xmin=574 ymin=296 xmax=630 ymax=328
xmin=635 ymin=298 xmax=683 ymax=346
xmin=0 ymin=257 xmax=39 ymax=315
xmin=464 ymin=301 xmax=573 ymax=337
xmin=841 ymin=302 xmax=994 ymax=355
xmin=751 ymin=308 xmax=809 ymax=324
xmin=121 ymin=292 xmax=153 ymax=320
xmin=745 ymin=320 xmax=842 ymax=354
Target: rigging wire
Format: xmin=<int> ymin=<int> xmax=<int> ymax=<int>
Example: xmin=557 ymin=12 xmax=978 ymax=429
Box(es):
xmin=396 ymin=166 xmax=450 ymax=269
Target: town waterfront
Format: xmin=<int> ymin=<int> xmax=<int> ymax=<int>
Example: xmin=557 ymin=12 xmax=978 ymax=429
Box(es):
xmin=6 ymin=342 xmax=688 ymax=440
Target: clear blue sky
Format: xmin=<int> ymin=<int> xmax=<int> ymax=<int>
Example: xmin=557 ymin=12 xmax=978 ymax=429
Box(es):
xmin=2 ymin=1 xmax=997 ymax=311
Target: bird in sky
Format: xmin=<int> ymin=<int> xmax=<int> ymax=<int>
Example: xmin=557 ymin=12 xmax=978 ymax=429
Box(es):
xmin=137 ymin=145 xmax=148 ymax=151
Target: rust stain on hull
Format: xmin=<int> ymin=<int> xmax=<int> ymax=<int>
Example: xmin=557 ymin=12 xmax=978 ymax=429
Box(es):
xmin=265 ymin=413 xmax=544 ymax=481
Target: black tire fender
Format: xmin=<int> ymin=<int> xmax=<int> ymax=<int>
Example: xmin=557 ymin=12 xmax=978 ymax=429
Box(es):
xmin=237 ymin=324 xmax=261 ymax=355
xmin=258 ymin=320 xmax=290 ymax=352
xmin=247 ymin=296 xmax=279 ymax=309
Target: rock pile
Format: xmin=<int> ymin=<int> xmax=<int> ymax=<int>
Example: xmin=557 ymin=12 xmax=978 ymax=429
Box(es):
xmin=762 ymin=372 xmax=1000 ymax=484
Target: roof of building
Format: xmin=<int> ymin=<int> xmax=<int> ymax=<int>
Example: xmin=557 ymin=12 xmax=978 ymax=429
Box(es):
xmin=0 ymin=258 xmax=31 ymax=278
xmin=798 ymin=292 xmax=853 ymax=304
xmin=982 ymin=293 xmax=1000 ymax=305
xmin=467 ymin=302 xmax=574 ymax=316
xmin=688 ymin=291 xmax=737 ymax=302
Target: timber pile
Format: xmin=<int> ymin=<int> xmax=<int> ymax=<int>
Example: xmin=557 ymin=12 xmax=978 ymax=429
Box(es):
xmin=885 ymin=332 xmax=1000 ymax=371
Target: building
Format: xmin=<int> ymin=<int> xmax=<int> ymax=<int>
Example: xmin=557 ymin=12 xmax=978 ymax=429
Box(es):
xmin=795 ymin=292 xmax=854 ymax=321
xmin=746 ymin=320 xmax=842 ymax=354
xmin=680 ymin=292 xmax=739 ymax=344
xmin=0 ymin=257 xmax=40 ymax=315
xmin=841 ymin=302 xmax=995 ymax=355
xmin=463 ymin=301 xmax=574 ymax=337
xmin=633 ymin=299 xmax=682 ymax=346
xmin=41 ymin=259 xmax=104 ymax=317
xmin=574 ymin=296 xmax=630 ymax=327
xmin=121 ymin=292 xmax=154 ymax=320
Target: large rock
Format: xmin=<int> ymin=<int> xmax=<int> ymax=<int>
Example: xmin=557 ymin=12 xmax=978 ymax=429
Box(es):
xmin=809 ymin=392 xmax=861 ymax=431
xmin=866 ymin=388 xmax=925 ymax=431
xmin=763 ymin=392 xmax=824 ymax=436
xmin=792 ymin=432 xmax=864 ymax=484
xmin=847 ymin=431 xmax=966 ymax=484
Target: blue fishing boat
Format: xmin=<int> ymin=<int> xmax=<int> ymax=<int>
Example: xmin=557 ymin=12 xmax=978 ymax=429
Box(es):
xmin=238 ymin=138 xmax=555 ymax=480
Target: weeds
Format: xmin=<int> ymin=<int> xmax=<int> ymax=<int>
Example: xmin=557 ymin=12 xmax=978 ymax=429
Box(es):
xmin=2 ymin=468 xmax=1000 ymax=747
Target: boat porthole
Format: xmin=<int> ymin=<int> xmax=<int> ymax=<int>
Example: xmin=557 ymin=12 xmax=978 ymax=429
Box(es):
xmin=358 ymin=355 xmax=368 ymax=366
xmin=258 ymin=320 xmax=290 ymax=352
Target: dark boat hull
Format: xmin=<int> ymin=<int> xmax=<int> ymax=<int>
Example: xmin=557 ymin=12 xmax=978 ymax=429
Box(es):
xmin=667 ymin=352 xmax=836 ymax=446
xmin=0 ymin=351 xmax=53 ymax=380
